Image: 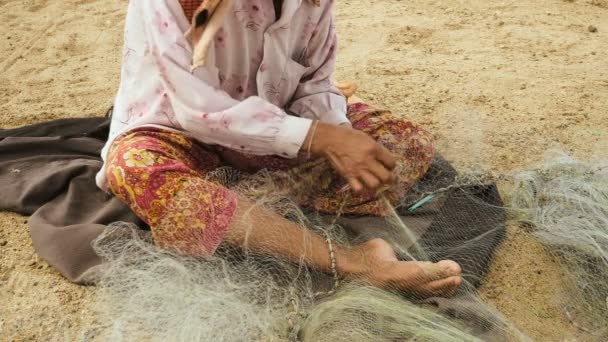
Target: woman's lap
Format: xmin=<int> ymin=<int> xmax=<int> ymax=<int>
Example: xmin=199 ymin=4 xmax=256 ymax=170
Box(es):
xmin=237 ymin=103 xmax=435 ymax=216
xmin=105 ymin=102 xmax=434 ymax=254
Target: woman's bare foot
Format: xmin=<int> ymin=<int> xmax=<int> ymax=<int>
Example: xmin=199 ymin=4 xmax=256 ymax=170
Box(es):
xmin=337 ymin=238 xmax=462 ymax=297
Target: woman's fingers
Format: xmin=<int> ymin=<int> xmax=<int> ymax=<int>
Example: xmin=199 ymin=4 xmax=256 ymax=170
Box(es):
xmin=425 ymin=276 xmax=462 ymax=296
xmin=375 ymin=146 xmax=397 ymax=170
xmin=344 ymin=162 xmax=394 ymax=194
xmin=347 ymin=177 xmax=364 ymax=193
xmin=358 ymin=170 xmax=381 ymax=191
xmin=321 ymin=125 xmax=398 ymax=193
xmin=367 ymin=160 xmax=394 ymax=185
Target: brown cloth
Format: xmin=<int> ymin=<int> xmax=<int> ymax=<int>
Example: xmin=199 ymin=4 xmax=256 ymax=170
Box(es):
xmin=0 ymin=118 xmax=145 ymax=284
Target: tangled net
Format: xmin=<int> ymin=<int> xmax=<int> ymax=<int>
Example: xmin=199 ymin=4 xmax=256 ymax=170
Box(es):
xmin=83 ymin=153 xmax=608 ymax=341
xmin=509 ymin=152 xmax=608 ymax=336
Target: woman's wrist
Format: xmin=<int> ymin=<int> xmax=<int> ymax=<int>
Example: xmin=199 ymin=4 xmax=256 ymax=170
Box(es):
xmin=304 ymin=120 xmax=320 ymax=158
xmin=307 ymin=122 xmax=338 ymax=156
xmin=302 ymin=120 xmax=317 ymax=155
xmin=302 ymin=120 xmax=354 ymax=157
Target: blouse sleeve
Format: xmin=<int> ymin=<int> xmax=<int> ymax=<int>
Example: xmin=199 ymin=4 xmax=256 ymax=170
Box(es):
xmin=137 ymin=0 xmax=312 ymax=158
xmin=288 ymin=6 xmax=348 ymax=126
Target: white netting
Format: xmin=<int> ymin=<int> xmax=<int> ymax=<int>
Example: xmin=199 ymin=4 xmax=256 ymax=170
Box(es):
xmin=509 ymin=152 xmax=608 ymax=335
xmin=83 ymin=153 xmax=608 ymax=341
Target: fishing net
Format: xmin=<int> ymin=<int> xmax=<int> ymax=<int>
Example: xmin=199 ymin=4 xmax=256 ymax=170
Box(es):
xmin=509 ymin=152 xmax=608 ymax=336
xmin=81 ymin=152 xmax=608 ymax=341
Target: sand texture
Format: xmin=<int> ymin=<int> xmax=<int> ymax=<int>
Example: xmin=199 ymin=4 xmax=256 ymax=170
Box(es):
xmin=1 ymin=0 xmax=607 ymax=340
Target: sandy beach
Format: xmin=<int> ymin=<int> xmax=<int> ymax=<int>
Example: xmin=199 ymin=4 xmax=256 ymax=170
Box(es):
xmin=1 ymin=0 xmax=607 ymax=340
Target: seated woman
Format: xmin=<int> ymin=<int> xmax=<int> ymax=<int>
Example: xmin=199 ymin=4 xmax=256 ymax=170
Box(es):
xmin=97 ymin=0 xmax=462 ymax=297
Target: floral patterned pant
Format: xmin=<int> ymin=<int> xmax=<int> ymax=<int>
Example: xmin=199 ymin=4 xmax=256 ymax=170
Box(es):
xmin=106 ymin=103 xmax=435 ymax=256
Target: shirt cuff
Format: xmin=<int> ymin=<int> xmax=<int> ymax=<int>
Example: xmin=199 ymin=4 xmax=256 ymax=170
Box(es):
xmin=322 ymin=109 xmax=349 ymax=126
xmin=272 ymin=115 xmax=313 ymax=158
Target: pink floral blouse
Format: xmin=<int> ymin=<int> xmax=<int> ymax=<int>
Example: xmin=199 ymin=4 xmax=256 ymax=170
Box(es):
xmin=96 ymin=0 xmax=346 ymax=189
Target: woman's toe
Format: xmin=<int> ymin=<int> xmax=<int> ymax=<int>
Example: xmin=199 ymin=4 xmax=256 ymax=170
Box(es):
xmin=426 ymin=275 xmax=462 ymax=296
xmin=437 ymin=260 xmax=462 ymax=276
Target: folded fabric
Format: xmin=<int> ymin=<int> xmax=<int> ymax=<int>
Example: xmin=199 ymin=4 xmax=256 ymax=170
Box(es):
xmin=0 ymin=117 xmax=145 ymax=284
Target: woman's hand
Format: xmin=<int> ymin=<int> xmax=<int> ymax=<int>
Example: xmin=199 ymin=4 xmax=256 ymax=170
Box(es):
xmin=307 ymin=122 xmax=397 ymax=193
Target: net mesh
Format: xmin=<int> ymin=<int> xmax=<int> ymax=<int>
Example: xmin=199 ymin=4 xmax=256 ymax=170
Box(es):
xmin=82 ymin=152 xmax=608 ymax=341
xmin=508 ymin=152 xmax=608 ymax=335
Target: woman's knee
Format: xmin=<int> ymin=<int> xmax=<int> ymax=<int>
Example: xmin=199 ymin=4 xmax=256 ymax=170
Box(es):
xmin=372 ymin=116 xmax=435 ymax=156
xmin=104 ymin=130 xmax=197 ymax=213
xmin=104 ymin=130 xmax=237 ymax=256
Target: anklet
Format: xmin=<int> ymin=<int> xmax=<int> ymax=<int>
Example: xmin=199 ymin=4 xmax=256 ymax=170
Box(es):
xmin=315 ymin=198 xmax=348 ymax=298
xmin=325 ymin=231 xmax=340 ymax=292
xmin=312 ymin=231 xmax=340 ymax=298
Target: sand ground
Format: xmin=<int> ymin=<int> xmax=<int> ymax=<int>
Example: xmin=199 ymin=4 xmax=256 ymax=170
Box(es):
xmin=1 ymin=0 xmax=607 ymax=340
